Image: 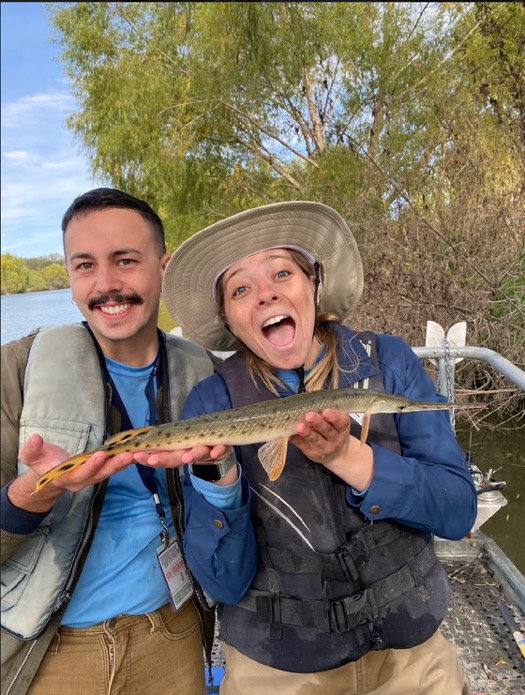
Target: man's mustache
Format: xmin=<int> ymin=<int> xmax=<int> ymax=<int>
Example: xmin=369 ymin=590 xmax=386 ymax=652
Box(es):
xmin=88 ymin=293 xmax=143 ymax=311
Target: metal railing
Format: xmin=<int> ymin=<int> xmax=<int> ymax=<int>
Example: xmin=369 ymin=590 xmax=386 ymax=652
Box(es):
xmin=412 ymin=345 xmax=525 ymax=397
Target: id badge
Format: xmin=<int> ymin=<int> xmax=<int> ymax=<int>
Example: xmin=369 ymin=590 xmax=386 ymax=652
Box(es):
xmin=156 ymin=538 xmax=193 ymax=610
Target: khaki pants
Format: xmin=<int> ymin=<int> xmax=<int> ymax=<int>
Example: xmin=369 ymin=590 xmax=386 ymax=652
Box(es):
xmin=220 ymin=629 xmax=471 ymax=695
xmin=28 ymin=601 xmax=206 ymax=695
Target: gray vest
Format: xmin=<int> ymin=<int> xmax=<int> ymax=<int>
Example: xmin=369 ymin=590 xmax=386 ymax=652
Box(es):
xmin=1 ymin=324 xmax=214 ymax=641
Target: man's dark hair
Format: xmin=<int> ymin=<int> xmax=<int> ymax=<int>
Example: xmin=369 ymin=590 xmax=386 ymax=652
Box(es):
xmin=62 ymin=188 xmax=166 ymax=255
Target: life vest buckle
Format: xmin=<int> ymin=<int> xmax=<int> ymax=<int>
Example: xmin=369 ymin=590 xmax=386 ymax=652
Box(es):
xmin=328 ymin=590 xmax=368 ymax=633
xmin=334 ymin=535 xmax=368 ymax=582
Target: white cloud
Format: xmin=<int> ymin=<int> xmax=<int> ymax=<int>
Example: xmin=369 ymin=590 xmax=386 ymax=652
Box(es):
xmin=1 ymin=90 xmax=74 ymax=127
xmin=3 ymin=149 xmax=31 ymax=162
xmin=1 ymin=90 xmax=103 ymax=257
xmin=0 ymin=3 xmax=104 ymax=257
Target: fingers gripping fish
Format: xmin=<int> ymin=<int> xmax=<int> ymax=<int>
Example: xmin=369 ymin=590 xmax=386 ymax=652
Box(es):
xmin=32 ymin=387 xmax=483 ymax=493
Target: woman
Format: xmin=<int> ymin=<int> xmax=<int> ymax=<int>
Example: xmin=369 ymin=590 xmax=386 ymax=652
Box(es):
xmin=162 ymin=201 xmax=476 ymax=694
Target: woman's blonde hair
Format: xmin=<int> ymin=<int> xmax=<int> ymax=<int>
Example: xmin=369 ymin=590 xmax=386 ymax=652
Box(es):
xmin=216 ymin=249 xmax=344 ymax=395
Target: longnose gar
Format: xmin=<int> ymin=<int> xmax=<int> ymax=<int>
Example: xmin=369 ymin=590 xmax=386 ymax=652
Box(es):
xmin=33 ymin=387 xmax=482 ymax=493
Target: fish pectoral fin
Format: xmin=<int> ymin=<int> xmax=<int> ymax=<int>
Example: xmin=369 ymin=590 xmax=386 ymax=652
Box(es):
xmin=104 ymin=427 xmax=153 ymax=447
xmin=257 ymin=437 xmax=288 ymax=482
xmin=33 ymin=452 xmax=93 ymax=495
xmin=360 ymin=413 xmax=371 ymax=446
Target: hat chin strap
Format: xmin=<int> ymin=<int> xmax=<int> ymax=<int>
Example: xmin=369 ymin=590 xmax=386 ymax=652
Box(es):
xmin=313 ymin=261 xmax=321 ymax=311
xmin=222 ymin=261 xmax=321 ymax=395
xmin=222 ymin=320 xmax=250 ymax=353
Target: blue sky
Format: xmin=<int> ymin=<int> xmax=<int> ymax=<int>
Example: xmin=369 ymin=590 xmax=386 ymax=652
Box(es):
xmin=1 ymin=2 xmax=103 ymax=259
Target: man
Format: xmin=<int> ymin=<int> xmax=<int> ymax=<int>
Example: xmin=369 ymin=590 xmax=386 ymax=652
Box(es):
xmin=1 ymin=188 xmax=255 ymax=695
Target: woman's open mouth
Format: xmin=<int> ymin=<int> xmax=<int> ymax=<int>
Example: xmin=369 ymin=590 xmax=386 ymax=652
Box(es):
xmin=262 ymin=315 xmax=296 ymax=347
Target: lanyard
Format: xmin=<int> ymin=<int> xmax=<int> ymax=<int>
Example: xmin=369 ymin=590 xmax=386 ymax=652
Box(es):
xmin=136 ymin=467 xmax=170 ymax=549
xmin=107 ymin=360 xmax=170 ymax=548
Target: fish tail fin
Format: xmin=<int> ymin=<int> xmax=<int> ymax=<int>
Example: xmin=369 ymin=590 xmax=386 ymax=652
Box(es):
xmin=33 ymin=451 xmax=94 ymax=495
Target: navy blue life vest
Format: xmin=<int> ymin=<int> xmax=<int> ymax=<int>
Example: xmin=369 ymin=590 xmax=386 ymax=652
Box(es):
xmin=216 ymin=325 xmax=450 ymax=673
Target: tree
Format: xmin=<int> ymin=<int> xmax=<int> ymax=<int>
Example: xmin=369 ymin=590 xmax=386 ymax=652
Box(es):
xmin=48 ymin=2 xmax=469 ymax=240
xmin=47 ymin=2 xmax=525 ymax=407
xmin=25 ymin=254 xmax=65 ymax=271
xmin=27 ymin=270 xmax=48 ymax=293
xmin=40 ymin=263 xmax=69 ymax=290
xmin=1 ymin=254 xmax=30 ymax=294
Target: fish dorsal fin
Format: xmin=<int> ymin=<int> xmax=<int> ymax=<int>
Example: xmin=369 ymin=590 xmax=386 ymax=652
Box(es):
xmin=104 ymin=427 xmax=153 ymax=447
xmin=257 ymin=437 xmax=289 ymax=481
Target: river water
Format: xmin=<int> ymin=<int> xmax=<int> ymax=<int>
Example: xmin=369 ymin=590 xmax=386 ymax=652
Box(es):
xmin=2 ymin=289 xmax=524 ymax=573
xmin=1 ymin=289 xmax=83 ymax=343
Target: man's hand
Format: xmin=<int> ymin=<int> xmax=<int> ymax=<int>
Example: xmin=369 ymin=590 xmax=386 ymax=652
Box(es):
xmin=133 ymin=443 xmax=230 ymax=467
xmin=8 ymin=433 xmax=136 ymax=513
xmin=133 ymin=444 xmax=238 ymax=486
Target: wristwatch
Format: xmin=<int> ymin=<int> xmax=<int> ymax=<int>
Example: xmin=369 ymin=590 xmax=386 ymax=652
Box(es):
xmin=189 ymin=453 xmax=237 ymax=482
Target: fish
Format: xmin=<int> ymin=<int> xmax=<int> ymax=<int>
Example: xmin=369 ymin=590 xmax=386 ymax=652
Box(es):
xmin=32 ymin=387 xmax=483 ymax=493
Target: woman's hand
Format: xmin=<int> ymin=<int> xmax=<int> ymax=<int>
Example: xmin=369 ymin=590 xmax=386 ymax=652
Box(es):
xmin=289 ymin=409 xmax=374 ymax=492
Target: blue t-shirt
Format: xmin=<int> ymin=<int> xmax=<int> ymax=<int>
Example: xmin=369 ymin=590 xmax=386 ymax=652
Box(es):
xmin=61 ymin=358 xmax=175 ymax=626
xmin=61 ymin=356 xmax=243 ymax=627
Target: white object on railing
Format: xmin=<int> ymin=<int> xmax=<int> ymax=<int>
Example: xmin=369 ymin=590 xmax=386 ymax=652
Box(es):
xmin=425 ymin=321 xmax=467 ymax=367
xmin=472 ymin=490 xmax=508 ymax=532
xmin=424 ymin=321 xmax=467 ymax=426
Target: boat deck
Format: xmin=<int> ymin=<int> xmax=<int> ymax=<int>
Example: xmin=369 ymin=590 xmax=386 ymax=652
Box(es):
xmin=207 ymin=535 xmax=525 ymax=694
xmin=441 ymin=555 xmax=524 ymax=694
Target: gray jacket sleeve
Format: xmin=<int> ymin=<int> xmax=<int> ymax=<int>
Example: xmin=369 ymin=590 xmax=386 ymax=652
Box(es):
xmin=1 ymin=335 xmax=35 ymax=563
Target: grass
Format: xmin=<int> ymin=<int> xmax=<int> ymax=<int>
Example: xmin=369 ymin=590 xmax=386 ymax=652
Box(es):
xmin=158 ymin=299 xmax=178 ymax=334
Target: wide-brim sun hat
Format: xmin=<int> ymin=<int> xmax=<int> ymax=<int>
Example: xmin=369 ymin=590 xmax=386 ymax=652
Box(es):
xmin=162 ymin=201 xmax=364 ymax=351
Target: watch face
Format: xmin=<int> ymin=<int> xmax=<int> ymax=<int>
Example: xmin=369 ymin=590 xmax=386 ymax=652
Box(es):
xmin=191 ymin=463 xmax=220 ymax=481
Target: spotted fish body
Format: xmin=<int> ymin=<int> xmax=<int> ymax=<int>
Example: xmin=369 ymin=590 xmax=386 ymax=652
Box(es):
xmin=33 ymin=387 xmax=481 ymax=493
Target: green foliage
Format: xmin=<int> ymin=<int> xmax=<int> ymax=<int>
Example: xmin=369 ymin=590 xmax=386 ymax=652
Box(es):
xmin=46 ymin=2 xmax=523 ymax=233
xmin=1 ymin=254 xmax=30 ymax=294
xmin=27 ymin=270 xmax=48 ymax=292
xmin=1 ymin=255 xmax=69 ymax=295
xmin=44 ymin=1 xmax=524 ymax=406
xmin=24 ymin=253 xmax=65 ymax=271
xmin=40 ymin=263 xmax=69 ymax=290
